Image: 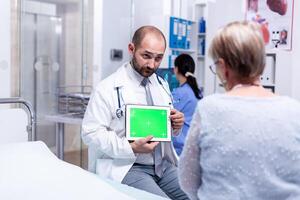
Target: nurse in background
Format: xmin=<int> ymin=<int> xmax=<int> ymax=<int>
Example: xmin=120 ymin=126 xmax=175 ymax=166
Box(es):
xmin=172 ymin=54 xmax=203 ymax=156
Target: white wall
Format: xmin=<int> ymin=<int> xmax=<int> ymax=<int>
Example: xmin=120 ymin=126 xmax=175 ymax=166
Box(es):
xmin=93 ymin=0 xmax=132 ymax=86
xmin=291 ymin=0 xmax=300 ymax=99
xmin=0 ymin=0 xmax=10 ymax=98
xmin=92 ymin=0 xmax=103 ymax=86
xmin=173 ymin=0 xmax=195 ymax=20
xmin=132 ymin=0 xmax=171 ymax=36
xmin=203 ymin=0 xmax=245 ymax=95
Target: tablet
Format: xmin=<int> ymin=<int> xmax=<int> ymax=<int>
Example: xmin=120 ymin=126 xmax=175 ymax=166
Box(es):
xmin=125 ymin=104 xmax=171 ymax=141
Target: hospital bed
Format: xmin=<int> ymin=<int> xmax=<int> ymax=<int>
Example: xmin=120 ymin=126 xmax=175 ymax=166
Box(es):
xmin=0 ymin=97 xmax=35 ymax=144
xmin=0 ymin=98 xmax=168 ymax=200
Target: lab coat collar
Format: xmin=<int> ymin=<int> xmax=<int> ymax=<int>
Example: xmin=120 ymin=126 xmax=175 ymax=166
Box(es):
xmin=113 ymin=62 xmax=130 ymax=88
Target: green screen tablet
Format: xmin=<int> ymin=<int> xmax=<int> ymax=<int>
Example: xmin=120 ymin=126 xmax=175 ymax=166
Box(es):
xmin=126 ymin=105 xmax=171 ymax=141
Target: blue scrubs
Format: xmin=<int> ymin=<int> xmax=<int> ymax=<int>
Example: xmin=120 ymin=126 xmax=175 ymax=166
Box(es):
xmin=171 ymin=83 xmax=202 ymax=156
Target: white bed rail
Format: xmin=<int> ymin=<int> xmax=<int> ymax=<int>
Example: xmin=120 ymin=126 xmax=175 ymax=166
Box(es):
xmin=0 ymin=97 xmax=36 ymax=141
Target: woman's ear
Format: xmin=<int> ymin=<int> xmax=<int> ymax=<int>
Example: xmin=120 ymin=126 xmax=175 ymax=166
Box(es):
xmin=218 ymin=58 xmax=237 ymax=90
xmin=218 ymin=59 xmax=231 ymax=79
xmin=217 ymin=58 xmax=226 ymax=77
xmin=215 ymin=58 xmax=229 ymax=90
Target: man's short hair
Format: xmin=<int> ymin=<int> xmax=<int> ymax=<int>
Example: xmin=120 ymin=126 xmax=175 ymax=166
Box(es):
xmin=132 ymin=26 xmax=166 ymax=49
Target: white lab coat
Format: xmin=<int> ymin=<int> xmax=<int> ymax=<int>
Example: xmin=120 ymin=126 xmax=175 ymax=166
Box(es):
xmin=82 ymin=62 xmax=178 ymax=183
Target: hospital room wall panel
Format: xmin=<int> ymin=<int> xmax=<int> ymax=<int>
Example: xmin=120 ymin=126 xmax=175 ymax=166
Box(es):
xmin=60 ymin=2 xmax=83 ymax=87
xmin=92 ymin=0 xmax=131 ymax=86
xmin=91 ymin=0 xmax=102 ymax=86
xmin=200 ymin=0 xmax=245 ymax=95
xmin=133 ymin=0 xmax=171 ymax=29
xmin=82 ymin=0 xmax=94 ymax=87
xmin=172 ymin=0 xmax=195 ymax=20
xmin=291 ymin=0 xmax=300 ymax=100
xmin=10 ymin=0 xmax=21 ymax=99
xmin=100 ymin=0 xmax=131 ymax=77
xmin=0 ymin=0 xmax=11 ymax=101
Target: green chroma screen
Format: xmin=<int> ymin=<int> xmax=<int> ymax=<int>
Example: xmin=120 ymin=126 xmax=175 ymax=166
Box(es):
xmin=130 ymin=108 xmax=168 ymax=138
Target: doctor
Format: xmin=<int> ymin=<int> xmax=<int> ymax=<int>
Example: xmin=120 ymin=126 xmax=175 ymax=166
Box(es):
xmin=82 ymin=26 xmax=189 ymax=199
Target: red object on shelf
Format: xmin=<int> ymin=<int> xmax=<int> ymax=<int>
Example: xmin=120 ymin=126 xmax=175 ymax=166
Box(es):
xmin=267 ymin=0 xmax=288 ymax=16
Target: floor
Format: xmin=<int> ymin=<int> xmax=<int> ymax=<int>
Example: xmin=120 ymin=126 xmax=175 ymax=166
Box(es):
xmin=64 ymin=147 xmax=88 ymax=170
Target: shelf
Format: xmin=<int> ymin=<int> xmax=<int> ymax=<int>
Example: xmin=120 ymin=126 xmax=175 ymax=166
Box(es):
xmin=198 ymin=33 xmax=206 ymax=36
xmin=195 ymin=0 xmax=207 ymax=6
xmin=197 ymin=54 xmax=205 ymax=59
xmin=169 ymin=48 xmax=197 ymax=53
xmin=262 ymin=84 xmax=275 ymax=87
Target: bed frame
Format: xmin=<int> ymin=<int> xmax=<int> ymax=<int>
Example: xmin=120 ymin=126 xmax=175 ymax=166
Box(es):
xmin=0 ymin=97 xmax=36 ymax=141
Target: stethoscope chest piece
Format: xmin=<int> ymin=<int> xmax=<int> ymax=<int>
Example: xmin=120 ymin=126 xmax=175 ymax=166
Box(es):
xmin=116 ymin=86 xmax=124 ymax=118
xmin=116 ymin=108 xmax=123 ymax=118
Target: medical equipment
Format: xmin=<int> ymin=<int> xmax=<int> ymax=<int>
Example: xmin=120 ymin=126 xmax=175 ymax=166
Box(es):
xmin=116 ymin=87 xmax=124 ymax=118
xmin=0 ymin=97 xmax=36 ymax=141
xmin=57 ymin=85 xmax=92 ymax=117
xmin=115 ymin=74 xmax=173 ymax=119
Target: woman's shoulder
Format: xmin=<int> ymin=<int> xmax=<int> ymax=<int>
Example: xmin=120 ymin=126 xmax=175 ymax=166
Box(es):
xmin=197 ymin=93 xmax=300 ymax=113
xmin=194 ymin=94 xmax=225 ymax=114
xmin=197 ymin=93 xmax=225 ymax=106
xmin=199 ymin=93 xmax=300 ymax=103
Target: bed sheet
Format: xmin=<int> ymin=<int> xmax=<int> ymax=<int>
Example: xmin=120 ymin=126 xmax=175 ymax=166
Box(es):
xmin=0 ymin=141 xmax=168 ymax=200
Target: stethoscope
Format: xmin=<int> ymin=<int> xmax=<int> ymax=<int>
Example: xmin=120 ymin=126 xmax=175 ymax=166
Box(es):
xmin=115 ymin=74 xmax=173 ymax=118
xmin=115 ymin=86 xmax=124 ymax=118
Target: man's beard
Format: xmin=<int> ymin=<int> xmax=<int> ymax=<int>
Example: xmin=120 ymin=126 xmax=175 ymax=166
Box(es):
xmin=131 ymin=57 xmax=156 ymax=77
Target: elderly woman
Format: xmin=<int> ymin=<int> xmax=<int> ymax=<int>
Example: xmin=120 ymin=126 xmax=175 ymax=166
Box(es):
xmin=178 ymin=21 xmax=300 ymax=200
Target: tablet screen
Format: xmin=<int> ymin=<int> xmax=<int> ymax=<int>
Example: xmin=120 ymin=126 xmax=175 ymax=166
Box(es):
xmin=126 ymin=105 xmax=171 ymax=141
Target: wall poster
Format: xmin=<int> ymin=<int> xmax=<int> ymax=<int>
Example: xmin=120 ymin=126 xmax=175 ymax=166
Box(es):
xmin=246 ymin=0 xmax=294 ymax=50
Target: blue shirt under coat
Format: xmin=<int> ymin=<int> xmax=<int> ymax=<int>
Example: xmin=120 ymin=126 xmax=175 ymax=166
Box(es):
xmin=171 ymin=83 xmax=202 ymax=155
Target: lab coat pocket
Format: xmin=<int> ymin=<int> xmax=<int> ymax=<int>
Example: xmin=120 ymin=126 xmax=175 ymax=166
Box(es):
xmin=110 ymin=116 xmax=125 ymax=137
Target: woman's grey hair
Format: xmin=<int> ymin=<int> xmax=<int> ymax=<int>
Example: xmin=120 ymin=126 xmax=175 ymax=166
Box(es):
xmin=209 ymin=21 xmax=266 ymax=83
